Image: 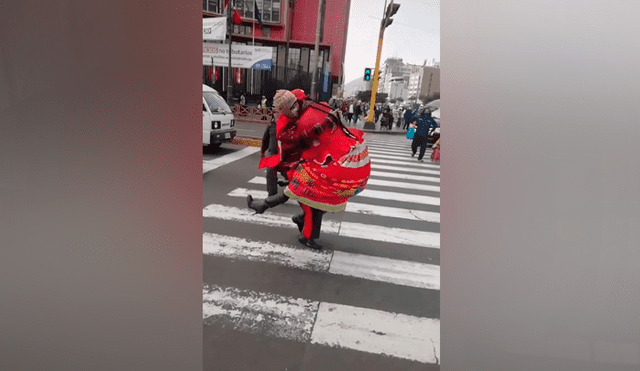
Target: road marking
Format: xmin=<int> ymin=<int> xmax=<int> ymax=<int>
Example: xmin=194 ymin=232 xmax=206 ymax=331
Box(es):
xmin=203 ymin=233 xmax=439 ymax=290
xmin=203 ymin=147 xmax=260 ymax=174
xmin=203 ymin=284 xmax=440 ymax=364
xmin=203 ymin=284 xmax=319 ymax=343
xmin=357 ymin=188 xmax=440 ymax=206
xmin=230 ymin=187 xmax=440 ymax=223
xmin=367 ymin=148 xmax=416 ymax=157
xmin=247 ymin=176 xmax=439 ymax=194
xmin=311 ymin=302 xmax=440 ymax=364
xmin=372 ymin=163 xmax=440 ymax=176
xmin=330 ymin=250 xmax=439 ymax=290
xmin=235 ymin=183 xmax=439 ymax=206
xmin=371 ymin=170 xmax=440 ymax=183
xmin=203 ymin=232 xmax=332 ymax=271
xmin=368 ymin=156 xmax=440 ymax=169
xmin=203 ymin=204 xmax=439 ymax=248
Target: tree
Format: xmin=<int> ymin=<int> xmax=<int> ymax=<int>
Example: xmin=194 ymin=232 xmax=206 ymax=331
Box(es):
xmin=396 ymin=97 xmax=404 ymax=103
xmin=389 ymin=98 xmax=397 ymax=104
xmin=408 ymin=95 xmax=417 ymax=101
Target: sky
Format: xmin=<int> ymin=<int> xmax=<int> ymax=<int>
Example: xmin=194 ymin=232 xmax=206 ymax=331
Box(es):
xmin=343 ymin=0 xmax=440 ymax=83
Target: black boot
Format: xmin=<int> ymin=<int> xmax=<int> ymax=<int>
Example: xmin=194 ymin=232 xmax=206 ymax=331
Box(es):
xmin=292 ymin=214 xmax=304 ymax=232
xmin=298 ymin=235 xmax=322 ymax=249
xmin=246 ymin=189 xmax=289 ymax=214
xmin=247 ymin=195 xmax=269 ymax=214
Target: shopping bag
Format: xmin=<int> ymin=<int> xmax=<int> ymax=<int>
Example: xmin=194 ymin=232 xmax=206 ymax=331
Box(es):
xmin=406 ymin=127 xmax=415 ymax=139
xmin=431 ymin=147 xmax=440 ymax=161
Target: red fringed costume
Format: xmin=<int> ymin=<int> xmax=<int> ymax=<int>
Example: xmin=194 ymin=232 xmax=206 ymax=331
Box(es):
xmin=259 ymin=95 xmax=371 ymax=213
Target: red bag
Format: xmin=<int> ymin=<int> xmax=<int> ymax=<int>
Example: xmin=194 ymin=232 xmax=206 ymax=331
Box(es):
xmin=431 ymin=147 xmax=440 ymax=161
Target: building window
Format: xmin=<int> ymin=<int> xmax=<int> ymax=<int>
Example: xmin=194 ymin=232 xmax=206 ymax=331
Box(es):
xmin=242 ymin=0 xmax=281 ymax=23
xmin=204 ymin=0 xmax=221 ymax=13
xmin=288 ymin=48 xmax=301 ymax=68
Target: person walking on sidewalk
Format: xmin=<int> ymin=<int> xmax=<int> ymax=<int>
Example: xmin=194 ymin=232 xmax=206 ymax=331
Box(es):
xmin=247 ymin=89 xmax=371 ymax=249
xmin=411 ymin=108 xmax=438 ymax=162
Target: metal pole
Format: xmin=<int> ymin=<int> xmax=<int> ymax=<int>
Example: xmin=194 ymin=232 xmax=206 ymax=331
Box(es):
xmin=309 ymin=0 xmax=323 ymax=101
xmin=226 ymin=0 xmax=234 ymax=105
xmin=364 ymin=0 xmax=391 ymax=129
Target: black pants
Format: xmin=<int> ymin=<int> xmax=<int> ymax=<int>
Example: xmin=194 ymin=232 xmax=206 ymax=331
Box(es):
xmin=411 ymin=135 xmax=428 ymax=160
xmin=297 ymin=204 xmax=326 ymax=240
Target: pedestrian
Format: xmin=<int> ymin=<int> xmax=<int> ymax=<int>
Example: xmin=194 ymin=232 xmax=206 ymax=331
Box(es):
xmin=347 ymin=102 xmax=354 ymax=124
xmin=260 ymin=113 xmax=287 ymax=196
xmin=354 ymin=102 xmax=362 ymax=124
xmin=247 ymin=89 xmax=371 ymax=249
xmin=403 ymin=107 xmax=413 ymax=130
xmin=261 ymin=95 xmax=267 ymax=109
xmin=411 ymin=108 xmax=438 ymax=162
xmin=240 ymin=94 xmax=246 ymax=106
xmin=381 ymin=107 xmax=394 ymax=130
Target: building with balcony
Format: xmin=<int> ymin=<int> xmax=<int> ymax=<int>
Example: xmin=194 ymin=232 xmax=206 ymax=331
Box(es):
xmin=203 ymin=0 xmax=351 ymax=103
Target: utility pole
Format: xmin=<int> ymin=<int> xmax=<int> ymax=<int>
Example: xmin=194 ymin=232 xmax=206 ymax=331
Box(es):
xmin=226 ymin=0 xmax=234 ymax=105
xmin=309 ymin=0 xmax=324 ymax=101
xmin=363 ymin=0 xmax=400 ymax=129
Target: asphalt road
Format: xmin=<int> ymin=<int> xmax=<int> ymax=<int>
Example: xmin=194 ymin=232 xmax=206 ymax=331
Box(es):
xmin=202 ymin=134 xmax=440 ymax=371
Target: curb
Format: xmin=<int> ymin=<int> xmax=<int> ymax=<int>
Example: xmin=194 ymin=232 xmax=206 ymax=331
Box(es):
xmin=230 ymin=136 xmax=262 ymax=147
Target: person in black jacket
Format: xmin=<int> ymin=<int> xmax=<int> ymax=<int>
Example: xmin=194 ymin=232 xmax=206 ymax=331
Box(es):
xmin=261 ymin=114 xmax=288 ymax=196
xmin=411 ymin=108 xmax=438 ymax=162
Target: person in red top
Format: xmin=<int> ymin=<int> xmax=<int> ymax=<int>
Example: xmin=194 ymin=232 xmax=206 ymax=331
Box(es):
xmin=247 ymin=89 xmax=371 ymax=249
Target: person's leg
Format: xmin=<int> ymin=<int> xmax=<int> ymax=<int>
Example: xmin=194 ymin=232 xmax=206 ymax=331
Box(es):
xmin=411 ymin=137 xmax=418 ymax=157
xmin=298 ymin=204 xmax=322 ymax=249
xmin=266 ymin=167 xmax=278 ymax=196
xmin=417 ymin=136 xmax=428 ymax=161
xmin=246 ymin=187 xmax=289 ymax=214
xmin=310 ymin=208 xmax=325 ymax=240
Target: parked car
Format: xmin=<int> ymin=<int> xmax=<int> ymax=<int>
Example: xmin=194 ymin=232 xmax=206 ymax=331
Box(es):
xmin=203 ymin=84 xmax=236 ymax=149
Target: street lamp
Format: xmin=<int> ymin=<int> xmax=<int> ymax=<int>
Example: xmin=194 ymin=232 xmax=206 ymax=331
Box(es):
xmin=363 ymin=0 xmax=400 ymax=130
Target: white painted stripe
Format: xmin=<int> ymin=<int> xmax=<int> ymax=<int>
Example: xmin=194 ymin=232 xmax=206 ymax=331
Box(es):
xmin=330 ymin=251 xmax=440 ymax=290
xmin=338 ymin=221 xmax=440 ymax=248
xmin=345 ymin=202 xmax=440 ymax=223
xmin=203 ymin=285 xmax=440 ymax=364
xmin=203 ymin=232 xmax=332 ymax=271
xmin=356 ymin=188 xmax=440 ymax=206
xmin=368 ymin=150 xmax=433 ymax=159
xmin=371 ymin=163 xmax=440 ymax=176
xmin=367 ymin=148 xmax=416 ymax=156
xmin=311 ymin=302 xmax=440 ymax=364
xmin=235 ymin=184 xmax=439 ymax=206
xmin=203 ymin=147 xmax=260 ymax=174
xmin=248 ymin=176 xmax=440 ymax=194
xmin=203 ymin=204 xmax=439 ymax=248
xmin=366 ymin=143 xmax=413 ymax=149
xmin=203 ymin=233 xmax=440 ymax=289
xmin=202 ymin=203 xmax=340 ymax=234
xmin=371 ymin=170 xmax=440 ymax=184
xmin=203 ymin=284 xmax=319 ymax=342
xmin=366 ymin=141 xmax=413 ymax=147
xmin=368 ymin=156 xmax=440 ymax=169
xmin=230 ymin=187 xmax=440 ymax=223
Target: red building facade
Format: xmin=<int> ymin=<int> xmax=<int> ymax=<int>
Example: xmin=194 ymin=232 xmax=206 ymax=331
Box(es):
xmin=203 ymin=0 xmax=351 ymax=103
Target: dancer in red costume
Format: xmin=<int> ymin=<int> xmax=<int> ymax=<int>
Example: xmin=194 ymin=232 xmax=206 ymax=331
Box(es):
xmin=247 ymin=89 xmax=371 ymax=249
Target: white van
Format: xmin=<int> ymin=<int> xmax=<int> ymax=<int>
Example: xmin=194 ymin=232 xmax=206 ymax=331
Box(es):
xmin=203 ymin=84 xmax=236 ymax=148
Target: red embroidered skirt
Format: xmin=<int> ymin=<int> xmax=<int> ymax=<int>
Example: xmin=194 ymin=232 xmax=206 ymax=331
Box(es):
xmin=284 ymin=142 xmax=370 ymax=212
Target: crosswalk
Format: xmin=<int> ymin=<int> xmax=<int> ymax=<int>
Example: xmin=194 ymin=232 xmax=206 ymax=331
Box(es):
xmin=203 ymin=133 xmax=440 ymax=368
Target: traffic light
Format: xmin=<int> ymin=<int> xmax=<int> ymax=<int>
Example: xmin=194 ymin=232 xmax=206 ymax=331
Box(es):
xmin=364 ymin=68 xmax=372 ymax=81
xmin=386 ymin=3 xmax=400 ymax=18
xmin=384 ymin=3 xmax=400 ymax=28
